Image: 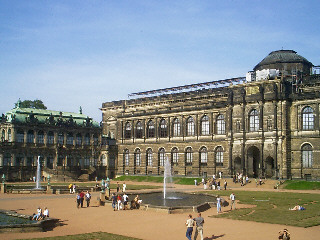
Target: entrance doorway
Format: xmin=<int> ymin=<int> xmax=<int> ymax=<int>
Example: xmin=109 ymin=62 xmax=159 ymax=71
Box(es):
xmin=247 ymin=146 xmax=260 ymax=177
xmin=234 ymin=157 xmax=242 ymax=174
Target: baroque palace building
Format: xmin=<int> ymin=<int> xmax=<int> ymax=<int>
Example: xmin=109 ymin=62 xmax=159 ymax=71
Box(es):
xmin=0 ymin=102 xmax=117 ymax=181
xmin=101 ymin=50 xmax=320 ymax=180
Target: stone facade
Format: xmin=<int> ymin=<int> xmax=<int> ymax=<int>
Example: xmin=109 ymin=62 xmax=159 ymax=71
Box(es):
xmin=101 ymin=50 xmax=320 ymax=180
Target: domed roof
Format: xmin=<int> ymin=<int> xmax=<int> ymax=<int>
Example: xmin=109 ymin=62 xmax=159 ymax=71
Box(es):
xmin=254 ymin=50 xmax=313 ymax=71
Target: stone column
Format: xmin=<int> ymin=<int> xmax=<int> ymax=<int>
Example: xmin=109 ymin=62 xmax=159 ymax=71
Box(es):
xmin=0 ymin=153 xmax=3 ymax=166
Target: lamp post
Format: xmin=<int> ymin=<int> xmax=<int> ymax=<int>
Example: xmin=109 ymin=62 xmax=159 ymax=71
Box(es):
xmin=47 ymin=174 xmax=51 ymax=186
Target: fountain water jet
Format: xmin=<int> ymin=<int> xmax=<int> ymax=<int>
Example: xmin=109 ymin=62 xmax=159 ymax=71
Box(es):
xmin=35 ymin=156 xmax=42 ymax=190
xmin=163 ymin=157 xmax=172 ymax=199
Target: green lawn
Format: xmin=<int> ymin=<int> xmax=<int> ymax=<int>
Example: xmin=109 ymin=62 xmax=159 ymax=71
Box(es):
xmin=282 ymin=180 xmax=320 ymax=190
xmin=208 ymin=190 xmax=320 ymax=228
xmin=19 ymin=232 xmax=141 ymax=240
xmin=115 ymin=175 xmax=202 ymax=185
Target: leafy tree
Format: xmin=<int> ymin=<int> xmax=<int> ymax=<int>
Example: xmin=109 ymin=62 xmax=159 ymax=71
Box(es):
xmin=15 ymin=99 xmax=47 ymax=109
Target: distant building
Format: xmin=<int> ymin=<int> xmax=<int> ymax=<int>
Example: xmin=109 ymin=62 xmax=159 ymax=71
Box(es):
xmin=101 ymin=50 xmax=320 ymax=180
xmin=0 ymin=104 xmax=115 ymax=181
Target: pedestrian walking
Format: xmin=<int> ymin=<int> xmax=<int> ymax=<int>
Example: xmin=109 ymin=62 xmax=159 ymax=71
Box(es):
xmin=85 ymin=191 xmax=91 ymax=207
xmin=224 ymin=180 xmax=227 ymax=190
xmin=79 ymin=190 xmax=85 ymax=208
xmin=193 ymin=213 xmax=204 ymax=240
xmin=76 ymin=192 xmax=81 ymax=208
xmin=111 ymin=193 xmax=117 ymax=211
xmin=230 ymin=192 xmax=236 ymax=210
xmin=217 ymin=195 xmax=222 ymax=213
xmin=185 ymin=214 xmax=194 ymax=240
xmin=122 ymin=182 xmax=127 ymax=192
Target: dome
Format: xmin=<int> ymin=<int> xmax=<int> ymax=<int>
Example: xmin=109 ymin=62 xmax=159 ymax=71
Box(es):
xmin=254 ymin=50 xmax=313 ymax=72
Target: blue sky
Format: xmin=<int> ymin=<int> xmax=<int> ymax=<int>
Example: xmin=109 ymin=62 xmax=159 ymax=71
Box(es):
xmin=1 ymin=0 xmax=319 ymax=121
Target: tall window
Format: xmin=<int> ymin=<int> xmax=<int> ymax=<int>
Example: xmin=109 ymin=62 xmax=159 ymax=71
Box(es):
xmin=146 ymin=149 xmax=153 ymax=166
xmin=302 ymin=144 xmax=313 ymax=168
xmin=172 ymin=147 xmax=179 ymax=165
xmin=125 ymin=122 xmax=132 ymax=139
xmin=84 ymin=133 xmax=90 ymax=145
xmin=8 ymin=129 xmax=12 ymax=142
xmin=67 ymin=132 xmax=73 ymax=145
xmin=172 ymin=118 xmax=181 ymax=136
xmin=136 ymin=121 xmax=143 ymax=138
xmin=27 ymin=130 xmax=34 ymax=143
xmin=159 ymin=119 xmax=168 ymax=138
xmin=147 ymin=120 xmax=155 ymax=138
xmin=1 ymin=130 xmax=5 ymax=142
xmin=185 ymin=147 xmax=193 ymax=165
xmin=134 ymin=149 xmax=141 ymax=166
xmin=159 ymin=148 xmax=166 ymax=166
xmin=186 ymin=117 xmax=195 ymax=136
xmin=302 ymin=106 xmax=314 ymax=130
xmin=76 ymin=133 xmax=82 ymax=146
xmin=16 ymin=129 xmax=24 ymax=143
xmin=215 ymin=146 xmax=224 ymax=166
xmin=47 ymin=131 xmax=54 ymax=144
xmin=217 ymin=114 xmax=225 ymax=134
xmin=37 ymin=131 xmax=44 ymax=144
xmin=249 ymin=109 xmax=259 ymax=132
xmin=201 ymin=115 xmax=210 ymax=135
xmin=4 ymin=153 xmax=11 ymax=166
xmin=58 ymin=132 xmax=64 ymax=145
xmin=200 ymin=147 xmax=208 ymax=164
xmin=124 ymin=149 xmax=129 ymax=166
xmin=93 ymin=134 xmax=99 ymax=146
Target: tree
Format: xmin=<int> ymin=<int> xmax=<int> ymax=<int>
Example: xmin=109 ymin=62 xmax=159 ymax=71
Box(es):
xmin=15 ymin=99 xmax=47 ymax=109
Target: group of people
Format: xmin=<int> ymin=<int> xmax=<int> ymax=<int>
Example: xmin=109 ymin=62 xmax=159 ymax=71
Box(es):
xmin=111 ymin=193 xmax=141 ymax=211
xmin=185 ymin=213 xmax=205 ymax=240
xmin=76 ymin=190 xmax=91 ymax=208
xmin=199 ymin=177 xmax=228 ymax=191
xmin=233 ymin=173 xmax=250 ymax=186
xmin=32 ymin=206 xmax=49 ymax=221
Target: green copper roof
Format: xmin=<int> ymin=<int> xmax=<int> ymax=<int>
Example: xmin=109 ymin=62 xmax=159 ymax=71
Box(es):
xmin=1 ymin=107 xmax=100 ymax=128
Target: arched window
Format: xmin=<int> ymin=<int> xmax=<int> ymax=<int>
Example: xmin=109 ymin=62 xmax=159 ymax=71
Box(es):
xmin=159 ymin=148 xmax=166 ymax=166
xmin=134 ymin=149 xmax=141 ymax=166
xmin=159 ymin=119 xmax=168 ymax=138
xmin=147 ymin=120 xmax=155 ymax=138
xmin=8 ymin=129 xmax=12 ymax=142
xmin=58 ymin=132 xmax=64 ymax=145
xmin=16 ymin=129 xmax=24 ymax=143
xmin=136 ymin=121 xmax=143 ymax=138
xmin=146 ymin=148 xmax=153 ymax=166
xmin=37 ymin=131 xmax=44 ymax=144
xmin=171 ymin=147 xmax=179 ymax=165
xmin=201 ymin=115 xmax=210 ymax=135
xmin=125 ymin=122 xmax=132 ymax=139
xmin=67 ymin=132 xmax=73 ymax=145
xmin=200 ymin=147 xmax=208 ymax=164
xmin=47 ymin=155 xmax=54 ymax=169
xmin=185 ymin=147 xmax=193 ymax=165
xmin=15 ymin=153 xmax=24 ymax=167
xmin=215 ymin=146 xmax=224 ymax=166
xmin=172 ymin=118 xmax=181 ymax=137
xmin=84 ymin=133 xmax=90 ymax=145
xmin=124 ymin=149 xmax=129 ymax=166
xmin=302 ymin=106 xmax=314 ymax=130
xmin=76 ymin=133 xmax=82 ymax=146
xmin=301 ymin=144 xmax=313 ymax=168
xmin=249 ymin=109 xmax=259 ymax=132
xmin=186 ymin=117 xmax=195 ymax=136
xmin=47 ymin=131 xmax=54 ymax=144
xmin=217 ymin=114 xmax=225 ymax=134
xmin=27 ymin=130 xmax=34 ymax=143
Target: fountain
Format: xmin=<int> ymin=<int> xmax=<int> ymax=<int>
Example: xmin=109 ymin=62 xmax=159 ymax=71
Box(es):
xmin=163 ymin=157 xmax=172 ymax=199
xmin=35 ymin=156 xmax=43 ymax=190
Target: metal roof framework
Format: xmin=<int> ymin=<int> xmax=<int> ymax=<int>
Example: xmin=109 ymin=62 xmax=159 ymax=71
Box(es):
xmin=128 ymin=77 xmax=246 ymax=98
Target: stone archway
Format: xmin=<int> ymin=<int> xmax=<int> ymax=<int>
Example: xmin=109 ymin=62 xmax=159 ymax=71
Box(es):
xmin=265 ymin=156 xmax=275 ymax=178
xmin=247 ymin=146 xmax=260 ymax=178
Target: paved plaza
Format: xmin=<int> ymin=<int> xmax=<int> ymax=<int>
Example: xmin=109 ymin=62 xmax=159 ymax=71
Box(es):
xmin=1 ymin=180 xmax=320 ymax=240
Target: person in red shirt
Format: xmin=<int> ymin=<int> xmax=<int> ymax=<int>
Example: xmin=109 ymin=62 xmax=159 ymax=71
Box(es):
xmin=79 ymin=190 xmax=85 ymax=208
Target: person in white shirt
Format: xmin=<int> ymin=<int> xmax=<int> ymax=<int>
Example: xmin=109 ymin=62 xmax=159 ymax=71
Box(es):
xmin=32 ymin=207 xmax=42 ymax=220
xmin=122 ymin=193 xmax=129 ymax=210
xmin=43 ymin=207 xmax=49 ymax=218
xmin=230 ymin=193 xmax=236 ymax=210
xmin=185 ymin=214 xmax=194 ymax=240
xmin=122 ymin=182 xmax=127 ymax=192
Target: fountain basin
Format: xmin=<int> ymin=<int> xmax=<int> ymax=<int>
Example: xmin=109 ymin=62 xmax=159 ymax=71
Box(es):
xmin=0 ymin=210 xmax=58 ymax=233
xmin=128 ymin=192 xmax=218 ymax=214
